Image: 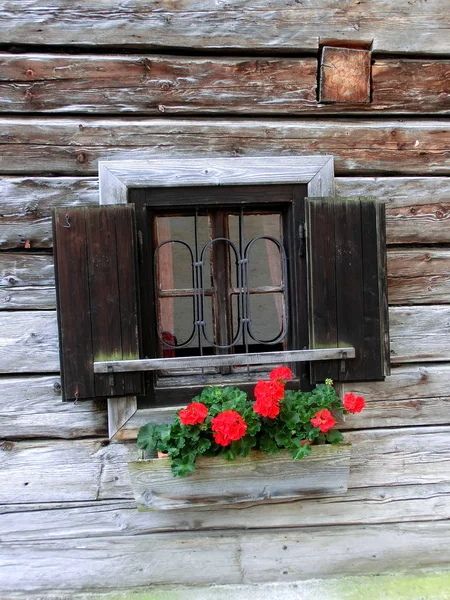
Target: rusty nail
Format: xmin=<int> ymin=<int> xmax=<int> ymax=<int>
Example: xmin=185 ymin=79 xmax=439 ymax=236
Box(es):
xmin=76 ymin=152 xmax=86 ymax=163
xmin=24 ymin=89 xmax=33 ymax=100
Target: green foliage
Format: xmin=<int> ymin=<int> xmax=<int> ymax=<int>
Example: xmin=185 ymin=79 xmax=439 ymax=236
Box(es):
xmin=137 ymin=375 xmax=351 ymax=477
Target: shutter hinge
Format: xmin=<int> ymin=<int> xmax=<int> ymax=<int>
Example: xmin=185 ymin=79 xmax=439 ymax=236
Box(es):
xmin=137 ymin=230 xmax=144 ymax=264
xmin=298 ymin=223 xmax=305 ymax=257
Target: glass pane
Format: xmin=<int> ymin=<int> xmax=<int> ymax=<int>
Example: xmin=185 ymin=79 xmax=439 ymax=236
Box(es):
xmin=158 ymin=296 xmax=195 ymax=350
xmin=248 ymin=293 xmax=285 ymax=344
xmin=228 ymin=213 xmax=282 ymax=289
xmin=155 ymin=215 xmax=210 ymax=290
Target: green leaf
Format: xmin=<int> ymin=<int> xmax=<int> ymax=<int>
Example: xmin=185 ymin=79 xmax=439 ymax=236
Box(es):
xmin=326 ymin=429 xmax=344 ymax=444
xmin=137 ymin=423 xmax=160 ymax=452
xmin=171 ymin=453 xmax=197 ymax=477
xmin=292 ymin=443 xmax=312 ymax=460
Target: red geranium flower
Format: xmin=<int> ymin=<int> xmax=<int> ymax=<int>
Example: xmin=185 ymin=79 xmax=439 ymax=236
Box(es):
xmin=269 ymin=366 xmax=293 ymax=383
xmin=211 ymin=410 xmax=247 ymax=446
xmin=179 ymin=402 xmax=208 ymax=426
xmin=310 ymin=409 xmax=336 ymax=433
xmin=343 ymin=392 xmax=365 ymax=414
xmin=253 ymin=379 xmax=285 ymax=418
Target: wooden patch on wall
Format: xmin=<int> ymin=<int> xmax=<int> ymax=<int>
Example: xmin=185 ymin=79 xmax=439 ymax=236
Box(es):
xmin=319 ymin=47 xmax=371 ymax=104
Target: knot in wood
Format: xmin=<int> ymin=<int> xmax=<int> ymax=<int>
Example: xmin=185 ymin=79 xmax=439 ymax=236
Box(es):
xmin=76 ymin=152 xmax=87 ymax=164
xmin=158 ymin=104 xmax=166 ymax=113
xmin=24 ymin=89 xmax=33 ymax=101
xmin=0 ymin=441 xmax=15 ymax=451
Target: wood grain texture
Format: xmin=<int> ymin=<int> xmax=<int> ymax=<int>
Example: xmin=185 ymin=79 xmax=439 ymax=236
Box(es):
xmin=2 ymin=521 xmax=450 ymax=591
xmin=0 ymin=375 xmax=107 ymax=439
xmin=2 ymin=54 xmax=448 ymax=115
xmin=319 ymin=47 xmax=371 ymax=104
xmin=1 ymin=305 xmax=449 ymax=374
xmin=1 ymin=0 xmax=449 ymax=54
xmin=0 ymin=253 xmax=55 ymax=309
xmin=388 ymin=249 xmax=450 ymax=305
xmin=0 ymin=118 xmax=448 ymax=175
xmin=2 ymin=176 xmax=449 ymax=250
xmin=2 ymin=426 xmax=450 ymax=505
xmin=2 ymin=482 xmax=450 ymax=539
xmin=336 ymin=177 xmax=450 ymax=244
xmin=128 ymin=446 xmax=351 ymax=510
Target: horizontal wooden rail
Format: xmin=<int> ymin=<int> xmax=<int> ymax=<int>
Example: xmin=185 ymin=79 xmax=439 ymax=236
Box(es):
xmin=94 ymin=347 xmax=355 ymax=373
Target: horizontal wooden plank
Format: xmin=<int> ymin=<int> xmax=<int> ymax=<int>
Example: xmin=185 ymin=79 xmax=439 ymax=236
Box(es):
xmin=0 ymin=118 xmax=448 ymax=175
xmin=2 ymin=426 xmax=450 ymax=504
xmin=2 ymin=176 xmax=449 ymax=250
xmin=389 ymin=306 xmax=450 ymax=363
xmin=0 ymin=375 xmax=106 ymax=439
xmin=1 ymin=54 xmax=449 ymax=115
xmin=95 ymin=348 xmax=355 ymax=374
xmin=1 ymin=1 xmax=449 ymax=54
xmin=2 ymin=482 xmax=450 ymax=540
xmin=2 ymin=521 xmax=450 ymax=591
xmin=3 ymin=246 xmax=450 ymax=310
xmin=129 ymin=446 xmax=351 ymax=510
xmin=1 ymin=306 xmax=449 ymax=374
xmin=336 ymin=177 xmax=450 ymax=244
xmin=388 ymin=249 xmax=450 ymax=305
xmin=0 ymin=253 xmax=55 ymax=309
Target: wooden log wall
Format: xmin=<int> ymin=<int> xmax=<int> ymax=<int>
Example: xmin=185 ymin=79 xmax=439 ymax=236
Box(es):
xmin=1 ymin=1 xmax=450 ymax=596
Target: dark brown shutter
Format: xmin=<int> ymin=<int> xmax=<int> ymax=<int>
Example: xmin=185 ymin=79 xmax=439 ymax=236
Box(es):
xmin=305 ymin=197 xmax=389 ymax=382
xmin=53 ymin=205 xmax=143 ymax=401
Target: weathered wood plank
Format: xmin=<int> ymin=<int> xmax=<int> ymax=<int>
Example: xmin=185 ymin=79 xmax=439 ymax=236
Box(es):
xmin=0 ymin=375 xmax=106 ymax=439
xmin=389 ymin=306 xmax=450 ymax=363
xmin=336 ymin=177 xmax=450 ymax=244
xmin=2 ymin=54 xmax=448 ymax=115
xmin=1 ymin=306 xmax=448 ymax=374
xmin=0 ymin=177 xmax=98 ymax=250
xmin=0 ymin=253 xmax=55 ymax=309
xmin=2 ymin=176 xmax=449 ymax=250
xmin=128 ymin=446 xmax=351 ymax=510
xmin=388 ymin=249 xmax=450 ymax=305
xmin=1 ymin=521 xmax=450 ymax=591
xmin=2 ymin=427 xmax=450 ymax=505
xmin=2 ymin=247 xmax=450 ymax=310
xmin=0 ymin=118 xmax=448 ymax=175
xmin=2 ymin=483 xmax=450 ymax=539
xmin=319 ymin=47 xmax=371 ymax=104
xmin=1 ymin=0 xmax=449 ymax=54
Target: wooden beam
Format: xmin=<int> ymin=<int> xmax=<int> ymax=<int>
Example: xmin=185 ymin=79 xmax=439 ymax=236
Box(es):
xmin=0 ymin=1 xmax=449 ymax=54
xmin=2 ymin=176 xmax=449 ymax=250
xmin=1 ymin=54 xmax=448 ymax=115
xmin=94 ymin=348 xmax=356 ymax=374
xmin=0 ymin=118 xmax=448 ymax=176
xmin=319 ymin=47 xmax=371 ymax=104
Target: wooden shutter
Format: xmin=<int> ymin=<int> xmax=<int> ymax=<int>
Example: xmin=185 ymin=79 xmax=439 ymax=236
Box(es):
xmin=53 ymin=205 xmax=143 ymax=401
xmin=306 ymin=197 xmax=389 ymax=382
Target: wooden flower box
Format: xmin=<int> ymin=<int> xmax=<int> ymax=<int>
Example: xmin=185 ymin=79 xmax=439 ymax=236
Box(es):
xmin=127 ymin=443 xmax=351 ymax=511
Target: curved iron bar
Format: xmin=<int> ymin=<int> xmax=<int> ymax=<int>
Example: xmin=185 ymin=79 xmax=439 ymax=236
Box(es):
xmin=243 ymin=235 xmax=289 ymax=345
xmin=199 ymin=237 xmax=243 ymax=348
xmin=153 ymin=239 xmax=197 ymax=349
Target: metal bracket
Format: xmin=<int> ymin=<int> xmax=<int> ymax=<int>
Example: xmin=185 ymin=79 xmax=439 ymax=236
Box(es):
xmin=340 ymin=351 xmax=347 ymax=375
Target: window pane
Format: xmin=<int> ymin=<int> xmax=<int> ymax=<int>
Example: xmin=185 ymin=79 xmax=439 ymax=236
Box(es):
xmin=248 ymin=293 xmax=285 ymax=343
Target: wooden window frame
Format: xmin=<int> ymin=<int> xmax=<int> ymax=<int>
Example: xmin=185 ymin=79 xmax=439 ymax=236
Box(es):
xmin=98 ymin=156 xmax=335 ymax=440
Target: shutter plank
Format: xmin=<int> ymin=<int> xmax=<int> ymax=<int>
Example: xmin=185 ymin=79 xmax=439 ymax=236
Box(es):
xmin=114 ymin=205 xmax=143 ymax=395
xmin=53 ymin=205 xmax=142 ymax=400
xmin=306 ymin=197 xmax=388 ymax=382
xmin=53 ymin=209 xmax=95 ymax=400
xmin=335 ymin=198 xmax=365 ymax=380
xmin=306 ymin=199 xmax=339 ymax=382
xmin=86 ymin=208 xmax=126 ymax=397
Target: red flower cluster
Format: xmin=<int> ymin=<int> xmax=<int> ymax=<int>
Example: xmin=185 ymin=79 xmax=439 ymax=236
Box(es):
xmin=343 ymin=392 xmax=365 ymax=414
xmin=211 ymin=410 xmax=247 ymax=446
xmin=179 ymin=402 xmax=208 ymax=426
xmin=253 ymin=378 xmax=285 ymax=418
xmin=310 ymin=409 xmax=336 ymax=433
xmin=270 ymin=366 xmax=293 ymax=382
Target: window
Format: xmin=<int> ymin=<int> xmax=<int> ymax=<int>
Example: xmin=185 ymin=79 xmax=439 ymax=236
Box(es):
xmin=131 ymin=183 xmax=308 ymax=406
xmin=52 ymin=156 xmax=389 ymax=439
